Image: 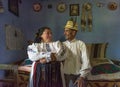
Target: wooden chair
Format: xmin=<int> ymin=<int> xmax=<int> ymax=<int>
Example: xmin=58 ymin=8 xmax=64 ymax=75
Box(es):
xmin=0 ymin=64 xmax=18 ymax=87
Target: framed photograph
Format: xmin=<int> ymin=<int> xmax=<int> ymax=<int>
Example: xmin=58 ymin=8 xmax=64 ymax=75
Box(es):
xmin=8 ymin=0 xmax=19 ymax=16
xmin=70 ymin=4 xmax=79 ymax=16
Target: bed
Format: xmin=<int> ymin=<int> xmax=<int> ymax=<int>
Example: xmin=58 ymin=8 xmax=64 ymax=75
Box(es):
xmin=17 ymin=43 xmax=120 ymax=87
xmin=17 ymin=59 xmax=31 ymax=87
xmin=86 ymin=43 xmax=120 ymax=87
xmin=86 ymin=58 xmax=120 ymax=87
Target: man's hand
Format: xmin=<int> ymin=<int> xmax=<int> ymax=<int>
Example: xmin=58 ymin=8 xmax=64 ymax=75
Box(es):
xmin=50 ymin=53 xmax=56 ymax=61
xmin=74 ymin=77 xmax=85 ymax=87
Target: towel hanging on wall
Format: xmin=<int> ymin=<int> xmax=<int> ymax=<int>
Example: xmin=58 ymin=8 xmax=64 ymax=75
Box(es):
xmin=81 ymin=2 xmax=92 ymax=32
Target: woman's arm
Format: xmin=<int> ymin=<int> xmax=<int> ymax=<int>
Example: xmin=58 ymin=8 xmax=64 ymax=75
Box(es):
xmin=27 ymin=43 xmax=51 ymax=62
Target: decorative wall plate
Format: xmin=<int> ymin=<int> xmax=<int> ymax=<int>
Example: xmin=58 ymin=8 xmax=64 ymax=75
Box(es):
xmin=107 ymin=2 xmax=117 ymax=11
xmin=33 ymin=3 xmax=42 ymax=12
xmin=57 ymin=2 xmax=67 ymax=13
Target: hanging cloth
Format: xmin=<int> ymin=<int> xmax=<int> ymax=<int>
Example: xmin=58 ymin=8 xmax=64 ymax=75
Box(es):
xmin=81 ymin=4 xmax=87 ymax=32
xmin=81 ymin=2 xmax=92 ymax=32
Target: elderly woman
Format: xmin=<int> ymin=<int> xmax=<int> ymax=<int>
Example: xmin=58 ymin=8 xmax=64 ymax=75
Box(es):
xmin=27 ymin=27 xmax=66 ymax=87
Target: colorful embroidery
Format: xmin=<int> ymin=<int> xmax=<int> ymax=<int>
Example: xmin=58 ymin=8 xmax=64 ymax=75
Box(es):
xmin=91 ymin=64 xmax=120 ymax=75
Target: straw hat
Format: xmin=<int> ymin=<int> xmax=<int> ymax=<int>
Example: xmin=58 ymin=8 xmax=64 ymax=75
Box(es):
xmin=64 ymin=19 xmax=78 ymax=31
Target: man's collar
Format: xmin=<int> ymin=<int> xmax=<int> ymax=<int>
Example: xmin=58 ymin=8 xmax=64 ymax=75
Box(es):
xmin=67 ymin=39 xmax=76 ymax=43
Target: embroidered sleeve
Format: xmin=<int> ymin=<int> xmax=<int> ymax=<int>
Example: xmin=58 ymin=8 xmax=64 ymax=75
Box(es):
xmin=27 ymin=43 xmax=52 ymax=62
xmin=55 ymin=41 xmax=67 ymax=61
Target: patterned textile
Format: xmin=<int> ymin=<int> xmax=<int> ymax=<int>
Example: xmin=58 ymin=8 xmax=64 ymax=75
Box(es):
xmin=0 ymin=82 xmax=14 ymax=87
xmin=46 ymin=44 xmax=51 ymax=52
xmin=88 ymin=81 xmax=115 ymax=87
xmin=116 ymin=82 xmax=120 ymax=87
xmin=18 ymin=71 xmax=30 ymax=87
xmin=86 ymin=43 xmax=108 ymax=59
xmin=33 ymin=61 xmax=63 ymax=87
xmin=91 ymin=64 xmax=120 ymax=75
xmin=22 ymin=59 xmax=33 ymax=66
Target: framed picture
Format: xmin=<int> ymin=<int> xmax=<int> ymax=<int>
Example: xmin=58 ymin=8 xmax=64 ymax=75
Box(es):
xmin=70 ymin=4 xmax=79 ymax=16
xmin=8 ymin=0 xmax=19 ymax=16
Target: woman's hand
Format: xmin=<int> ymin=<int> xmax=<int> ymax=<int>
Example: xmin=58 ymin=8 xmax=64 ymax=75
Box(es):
xmin=39 ymin=58 xmax=47 ymax=63
xmin=39 ymin=53 xmax=57 ymax=63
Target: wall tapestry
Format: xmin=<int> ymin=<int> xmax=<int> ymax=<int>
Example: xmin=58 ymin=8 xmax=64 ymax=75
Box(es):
xmin=81 ymin=2 xmax=92 ymax=32
xmin=5 ymin=24 xmax=24 ymax=50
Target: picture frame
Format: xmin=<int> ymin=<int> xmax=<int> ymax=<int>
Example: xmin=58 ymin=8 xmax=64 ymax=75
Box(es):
xmin=48 ymin=4 xmax=52 ymax=9
xmin=8 ymin=0 xmax=19 ymax=16
xmin=70 ymin=4 xmax=79 ymax=16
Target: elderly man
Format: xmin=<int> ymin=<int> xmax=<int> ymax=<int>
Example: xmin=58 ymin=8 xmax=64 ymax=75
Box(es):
xmin=62 ymin=19 xmax=91 ymax=87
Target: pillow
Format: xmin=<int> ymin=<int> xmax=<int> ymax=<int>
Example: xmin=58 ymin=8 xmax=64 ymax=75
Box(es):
xmin=86 ymin=43 xmax=108 ymax=59
xmin=90 ymin=58 xmax=111 ymax=67
xmin=22 ymin=59 xmax=33 ymax=66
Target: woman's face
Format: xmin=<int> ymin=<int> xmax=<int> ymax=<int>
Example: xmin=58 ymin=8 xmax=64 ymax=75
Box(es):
xmin=41 ymin=29 xmax=52 ymax=43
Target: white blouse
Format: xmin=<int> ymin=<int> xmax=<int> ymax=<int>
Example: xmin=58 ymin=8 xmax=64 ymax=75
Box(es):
xmin=27 ymin=41 xmax=66 ymax=62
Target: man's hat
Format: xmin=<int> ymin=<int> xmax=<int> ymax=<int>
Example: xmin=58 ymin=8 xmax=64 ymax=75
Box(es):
xmin=64 ymin=18 xmax=78 ymax=31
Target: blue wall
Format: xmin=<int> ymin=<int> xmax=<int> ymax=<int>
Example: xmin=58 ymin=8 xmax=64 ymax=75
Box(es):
xmin=0 ymin=0 xmax=31 ymax=63
xmin=0 ymin=0 xmax=120 ymax=63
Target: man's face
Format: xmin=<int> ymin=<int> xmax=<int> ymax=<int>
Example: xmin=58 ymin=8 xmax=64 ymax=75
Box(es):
xmin=64 ymin=29 xmax=76 ymax=40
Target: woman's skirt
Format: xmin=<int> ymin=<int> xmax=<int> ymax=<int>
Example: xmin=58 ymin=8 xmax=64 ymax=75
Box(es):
xmin=33 ymin=61 xmax=63 ymax=87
